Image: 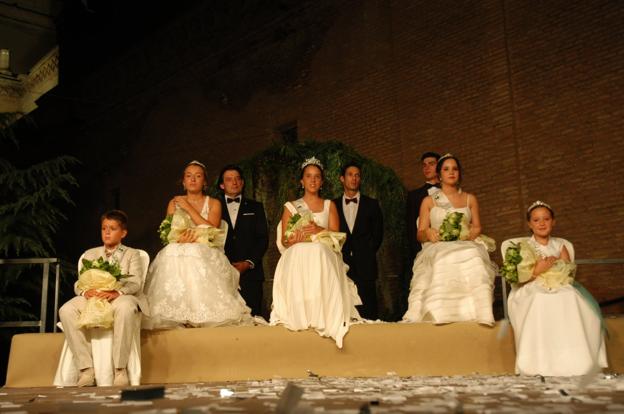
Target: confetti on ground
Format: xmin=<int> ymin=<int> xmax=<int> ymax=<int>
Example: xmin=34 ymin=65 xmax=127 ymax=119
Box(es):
xmin=1 ymin=374 xmax=623 ymax=413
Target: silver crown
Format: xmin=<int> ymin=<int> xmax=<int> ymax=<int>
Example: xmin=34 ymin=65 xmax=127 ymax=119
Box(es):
xmin=301 ymin=156 xmax=323 ymax=170
xmin=437 ymin=153 xmax=454 ymax=164
xmin=527 ymin=200 xmax=552 ymax=213
xmin=187 ymin=160 xmax=207 ymax=169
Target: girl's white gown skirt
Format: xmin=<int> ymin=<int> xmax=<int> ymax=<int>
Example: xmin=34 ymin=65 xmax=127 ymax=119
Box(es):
xmin=143 ymin=243 xmax=252 ymax=328
xmin=508 ymin=283 xmax=607 ymax=376
xmin=270 ymin=242 xmax=361 ymax=348
xmin=403 ymin=240 xmax=495 ymax=325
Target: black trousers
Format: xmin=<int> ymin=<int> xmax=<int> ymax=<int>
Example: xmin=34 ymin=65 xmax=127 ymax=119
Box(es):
xmin=239 ymin=278 xmax=264 ymax=319
xmin=353 ymin=279 xmax=379 ymax=320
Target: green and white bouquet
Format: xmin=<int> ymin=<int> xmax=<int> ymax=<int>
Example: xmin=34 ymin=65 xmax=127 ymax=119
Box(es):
xmin=159 ymin=208 xmax=225 ymax=247
xmin=158 ymin=215 xmax=173 ymax=246
xmin=76 ymin=257 xmax=130 ymax=329
xmin=501 ymin=242 xmax=523 ymax=284
xmin=439 ymin=211 xmax=470 ymax=241
xmin=284 ymin=211 xmax=315 ymax=241
xmin=501 ymin=240 xmax=576 ymax=289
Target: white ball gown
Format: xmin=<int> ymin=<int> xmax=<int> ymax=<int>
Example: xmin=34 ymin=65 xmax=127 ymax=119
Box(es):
xmin=270 ymin=199 xmax=362 ymax=348
xmin=143 ymin=196 xmax=252 ymax=328
xmin=403 ymin=190 xmax=496 ymax=324
xmin=508 ymin=236 xmax=607 ymax=376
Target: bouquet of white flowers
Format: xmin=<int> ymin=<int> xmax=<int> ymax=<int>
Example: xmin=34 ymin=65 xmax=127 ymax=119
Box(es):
xmin=158 ymin=215 xmax=173 ymax=245
xmin=439 ymin=211 xmax=470 ymax=241
xmin=76 ymin=257 xmax=129 ymax=329
xmin=164 ymin=207 xmax=226 ymax=247
xmin=501 ymin=241 xmax=576 ymax=289
xmin=284 ymin=211 xmax=315 ymax=241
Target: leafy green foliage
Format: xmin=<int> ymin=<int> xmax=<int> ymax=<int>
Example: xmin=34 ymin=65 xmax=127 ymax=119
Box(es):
xmin=0 ymin=113 xmax=79 ymax=321
xmin=80 ymin=257 xmax=129 ymax=280
xmin=209 ymin=140 xmax=408 ymax=276
xmin=0 ymin=156 xmax=79 ymax=257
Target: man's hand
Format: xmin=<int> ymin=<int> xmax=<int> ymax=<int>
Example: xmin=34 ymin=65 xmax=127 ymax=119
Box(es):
xmin=232 ymin=261 xmax=251 ymax=274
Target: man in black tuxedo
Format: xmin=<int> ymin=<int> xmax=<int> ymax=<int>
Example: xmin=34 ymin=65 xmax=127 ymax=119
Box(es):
xmin=406 ymin=152 xmax=441 ymax=261
xmin=403 ymin=151 xmax=441 ymax=308
xmin=334 ymin=162 xmax=383 ymax=320
xmin=218 ymin=165 xmax=269 ymax=318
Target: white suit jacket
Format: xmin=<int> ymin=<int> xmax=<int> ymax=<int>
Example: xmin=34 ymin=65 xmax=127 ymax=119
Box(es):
xmin=74 ymin=245 xmax=149 ymax=315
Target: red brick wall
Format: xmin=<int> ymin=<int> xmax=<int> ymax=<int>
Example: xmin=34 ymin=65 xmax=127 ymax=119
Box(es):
xmin=63 ymin=0 xmax=624 ymax=313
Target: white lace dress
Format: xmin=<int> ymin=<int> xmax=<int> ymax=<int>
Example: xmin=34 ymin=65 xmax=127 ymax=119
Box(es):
xmin=142 ymin=196 xmax=252 ymax=329
xmin=508 ymin=236 xmax=608 ymax=376
xmin=403 ymin=190 xmax=496 ymax=325
xmin=270 ymin=199 xmax=362 ymax=348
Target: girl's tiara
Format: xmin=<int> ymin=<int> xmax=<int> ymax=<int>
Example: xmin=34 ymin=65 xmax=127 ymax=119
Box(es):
xmin=527 ymin=200 xmax=552 ymax=213
xmin=437 ymin=153 xmax=454 ymax=164
xmin=188 ymin=160 xmax=207 ymax=169
xmin=301 ymin=156 xmax=323 ymax=170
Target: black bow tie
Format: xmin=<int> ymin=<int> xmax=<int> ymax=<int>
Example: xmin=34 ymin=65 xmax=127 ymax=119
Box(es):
xmin=426 ymin=183 xmax=440 ymax=189
xmin=345 ymin=197 xmax=358 ymax=205
xmin=226 ymin=197 xmax=240 ymax=204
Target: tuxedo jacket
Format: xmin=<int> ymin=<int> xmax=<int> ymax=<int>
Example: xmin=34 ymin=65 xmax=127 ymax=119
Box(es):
xmin=219 ymin=195 xmax=269 ymax=282
xmin=334 ymin=194 xmax=384 ymax=281
xmin=74 ymin=245 xmax=150 ymax=314
xmin=406 ymin=183 xmax=437 ymax=259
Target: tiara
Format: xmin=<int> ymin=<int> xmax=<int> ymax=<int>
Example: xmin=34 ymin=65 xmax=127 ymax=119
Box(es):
xmin=527 ymin=200 xmax=552 ymax=213
xmin=437 ymin=153 xmax=454 ymax=163
xmin=301 ymin=156 xmax=323 ymax=170
xmin=187 ymin=160 xmax=207 ymax=169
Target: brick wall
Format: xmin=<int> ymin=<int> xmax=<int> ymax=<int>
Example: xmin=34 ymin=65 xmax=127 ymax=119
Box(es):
xmin=53 ymin=0 xmax=624 ymax=314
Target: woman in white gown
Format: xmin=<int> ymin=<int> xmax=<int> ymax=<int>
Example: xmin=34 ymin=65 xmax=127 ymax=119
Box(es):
xmin=508 ymin=201 xmax=607 ymax=376
xmin=143 ymin=161 xmax=251 ymax=329
xmin=270 ymin=157 xmax=361 ymax=348
xmin=403 ymin=154 xmax=495 ymax=325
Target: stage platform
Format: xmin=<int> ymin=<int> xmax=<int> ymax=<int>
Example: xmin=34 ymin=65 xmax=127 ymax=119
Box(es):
xmin=5 ymin=318 xmax=624 ymax=387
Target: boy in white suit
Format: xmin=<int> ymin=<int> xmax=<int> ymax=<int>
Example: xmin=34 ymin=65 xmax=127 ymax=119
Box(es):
xmin=59 ymin=210 xmax=149 ymax=387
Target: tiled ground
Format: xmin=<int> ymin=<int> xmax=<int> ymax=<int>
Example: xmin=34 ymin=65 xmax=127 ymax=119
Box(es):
xmin=2 ymin=374 xmax=624 ymax=413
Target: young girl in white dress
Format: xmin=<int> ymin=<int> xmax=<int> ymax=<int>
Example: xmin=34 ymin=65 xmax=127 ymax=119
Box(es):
xmin=142 ymin=161 xmax=251 ymax=329
xmin=270 ymin=157 xmax=361 ymax=348
xmin=403 ymin=154 xmax=496 ymax=325
xmin=508 ymin=201 xmax=607 ymax=376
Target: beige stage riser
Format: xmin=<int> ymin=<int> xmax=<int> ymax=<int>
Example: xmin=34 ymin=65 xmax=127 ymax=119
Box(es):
xmin=5 ymin=319 xmax=623 ymax=387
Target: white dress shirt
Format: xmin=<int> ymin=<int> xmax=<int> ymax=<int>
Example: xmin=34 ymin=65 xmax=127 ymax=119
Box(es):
xmin=225 ymin=195 xmax=241 ymax=228
xmin=342 ymin=192 xmax=360 ymax=233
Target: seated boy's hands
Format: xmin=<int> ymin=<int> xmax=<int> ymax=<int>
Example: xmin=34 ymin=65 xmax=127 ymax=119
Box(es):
xmin=84 ymin=289 xmax=121 ymax=301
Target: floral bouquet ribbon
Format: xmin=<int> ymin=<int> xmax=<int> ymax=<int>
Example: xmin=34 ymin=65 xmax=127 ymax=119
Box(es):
xmin=312 ymin=230 xmax=347 ymax=253
xmin=75 ymin=258 xmax=125 ymax=329
xmin=501 ymin=240 xmax=576 ymax=289
xmin=161 ymin=207 xmax=226 ymax=247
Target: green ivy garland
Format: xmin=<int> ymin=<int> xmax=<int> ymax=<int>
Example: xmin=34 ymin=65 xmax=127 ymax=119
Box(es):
xmin=210 ymin=140 xmax=408 ymax=279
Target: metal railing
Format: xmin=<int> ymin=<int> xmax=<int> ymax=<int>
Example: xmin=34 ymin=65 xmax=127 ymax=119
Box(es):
xmin=0 ymin=258 xmax=60 ymax=333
